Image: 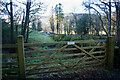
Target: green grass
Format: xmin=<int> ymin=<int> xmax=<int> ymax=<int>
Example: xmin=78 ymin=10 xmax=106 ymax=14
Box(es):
xmin=29 ymin=30 xmax=55 ymax=43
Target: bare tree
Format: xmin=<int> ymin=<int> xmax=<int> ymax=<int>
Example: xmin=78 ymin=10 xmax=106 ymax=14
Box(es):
xmin=108 ymin=1 xmax=111 ymax=36
xmin=115 ymin=2 xmax=120 ymax=40
xmin=0 ymin=0 xmax=47 ymax=43
xmin=21 ymin=0 xmax=31 ymax=42
xmin=10 ymin=0 xmax=14 ymax=43
xmin=83 ymin=2 xmax=108 ymax=35
xmin=19 ymin=0 xmax=47 ymax=42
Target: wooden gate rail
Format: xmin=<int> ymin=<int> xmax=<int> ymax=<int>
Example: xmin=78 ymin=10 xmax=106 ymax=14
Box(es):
xmin=1 ymin=36 xmax=114 ymax=78
xmin=24 ymin=40 xmax=106 ymax=46
xmin=25 ymin=41 xmax=106 ymax=74
xmin=1 ymin=44 xmax=19 ymax=78
xmin=24 ymin=46 xmax=105 ymax=54
xmin=25 ymin=59 xmax=104 ymax=71
xmin=25 ymin=56 xmax=105 ymax=67
xmin=25 ymin=51 xmax=105 ymax=61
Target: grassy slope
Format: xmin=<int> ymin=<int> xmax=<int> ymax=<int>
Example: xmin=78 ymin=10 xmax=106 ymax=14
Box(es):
xmin=29 ymin=30 xmax=55 ymax=43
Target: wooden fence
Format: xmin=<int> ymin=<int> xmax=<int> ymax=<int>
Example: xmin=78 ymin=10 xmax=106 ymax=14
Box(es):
xmin=1 ymin=35 xmax=114 ymax=78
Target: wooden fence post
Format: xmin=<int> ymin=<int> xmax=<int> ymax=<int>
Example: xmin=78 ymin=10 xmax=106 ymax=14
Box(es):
xmin=106 ymin=36 xmax=114 ymax=70
xmin=17 ymin=35 xmax=26 ymax=78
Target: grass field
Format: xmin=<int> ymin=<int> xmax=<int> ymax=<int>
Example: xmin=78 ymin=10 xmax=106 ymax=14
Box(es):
xmin=29 ymin=30 xmax=55 ymax=43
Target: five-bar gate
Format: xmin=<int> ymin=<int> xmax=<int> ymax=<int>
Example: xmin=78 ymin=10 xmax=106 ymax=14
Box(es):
xmin=1 ymin=36 xmax=114 ymax=78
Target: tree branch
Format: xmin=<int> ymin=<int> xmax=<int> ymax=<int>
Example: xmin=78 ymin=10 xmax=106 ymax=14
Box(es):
xmin=99 ymin=0 xmax=109 ymax=6
xmin=85 ymin=5 xmax=108 ymax=35
xmin=5 ymin=3 xmax=11 ymax=15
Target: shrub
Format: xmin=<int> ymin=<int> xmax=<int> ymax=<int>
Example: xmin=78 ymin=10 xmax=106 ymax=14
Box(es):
xmin=53 ymin=35 xmax=62 ymax=41
xmin=61 ymin=36 xmax=71 ymax=41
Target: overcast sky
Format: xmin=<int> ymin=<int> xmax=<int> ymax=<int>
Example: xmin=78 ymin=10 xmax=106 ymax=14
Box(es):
xmin=38 ymin=0 xmax=118 ymax=16
xmin=41 ymin=0 xmax=89 ymax=16
xmin=4 ymin=0 xmax=117 ymax=17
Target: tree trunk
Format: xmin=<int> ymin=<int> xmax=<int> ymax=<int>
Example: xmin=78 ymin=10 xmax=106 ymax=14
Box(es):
xmin=22 ymin=0 xmax=31 ymax=42
xmin=10 ymin=0 xmax=14 ymax=44
xmin=26 ymin=23 xmax=29 ymax=43
xmin=115 ymin=2 xmax=119 ymax=43
xmin=118 ymin=3 xmax=120 ymax=55
xmin=57 ymin=21 xmax=59 ymax=34
xmin=21 ymin=11 xmax=25 ymax=35
xmin=58 ymin=23 xmax=60 ymax=34
xmin=108 ymin=2 xmax=111 ymax=36
xmin=16 ymin=25 xmax=18 ymax=36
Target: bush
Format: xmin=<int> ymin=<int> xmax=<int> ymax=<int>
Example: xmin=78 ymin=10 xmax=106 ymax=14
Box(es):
xmin=53 ymin=35 xmax=61 ymax=41
xmin=2 ymin=26 xmax=16 ymax=44
xmin=61 ymin=36 xmax=71 ymax=41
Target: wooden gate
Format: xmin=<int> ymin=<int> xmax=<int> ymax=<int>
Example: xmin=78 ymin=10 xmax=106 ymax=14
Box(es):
xmin=1 ymin=36 xmax=114 ymax=78
xmin=24 ymin=40 xmax=106 ymax=77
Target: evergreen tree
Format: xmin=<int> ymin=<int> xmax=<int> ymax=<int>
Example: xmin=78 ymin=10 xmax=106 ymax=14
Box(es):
xmin=76 ymin=14 xmax=89 ymax=35
xmin=49 ymin=15 xmax=54 ymax=33
xmin=49 ymin=7 xmax=55 ymax=33
xmin=55 ymin=3 xmax=64 ymax=34
xmin=64 ymin=20 xmax=69 ymax=34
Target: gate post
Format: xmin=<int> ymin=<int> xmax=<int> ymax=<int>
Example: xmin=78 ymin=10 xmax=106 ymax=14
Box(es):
xmin=17 ymin=35 xmax=26 ymax=78
xmin=106 ymin=36 xmax=114 ymax=70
